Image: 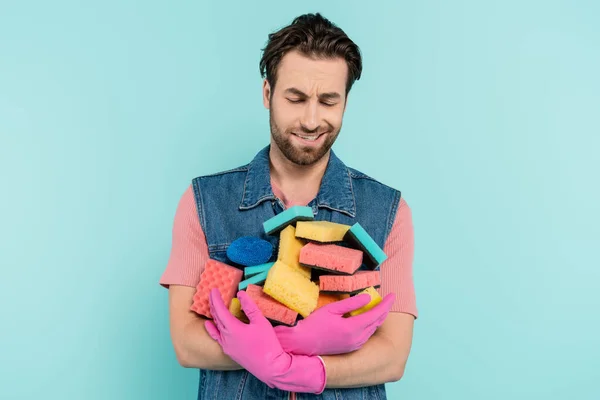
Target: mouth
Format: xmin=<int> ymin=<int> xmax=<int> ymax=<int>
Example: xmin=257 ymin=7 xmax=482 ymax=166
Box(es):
xmin=291 ymin=132 xmax=327 ymax=143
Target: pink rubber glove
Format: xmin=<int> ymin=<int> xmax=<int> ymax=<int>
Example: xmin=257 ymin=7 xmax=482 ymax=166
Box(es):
xmin=274 ymin=292 xmax=396 ymax=356
xmin=204 ymin=288 xmax=327 ymax=394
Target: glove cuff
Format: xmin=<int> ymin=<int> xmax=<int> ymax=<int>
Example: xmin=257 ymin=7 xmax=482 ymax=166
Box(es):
xmin=269 ymin=353 xmax=327 ymax=394
xmin=315 ymin=356 xmax=327 ymax=394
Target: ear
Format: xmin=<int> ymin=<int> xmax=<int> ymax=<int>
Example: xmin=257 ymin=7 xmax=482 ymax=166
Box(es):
xmin=262 ymin=79 xmax=271 ymax=109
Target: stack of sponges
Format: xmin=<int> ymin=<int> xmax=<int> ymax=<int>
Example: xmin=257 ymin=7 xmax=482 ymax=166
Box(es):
xmin=190 ymin=205 xmax=388 ymax=326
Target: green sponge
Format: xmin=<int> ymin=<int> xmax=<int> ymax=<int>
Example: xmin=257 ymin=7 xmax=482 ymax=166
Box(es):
xmin=239 ymin=269 xmax=269 ymax=290
xmin=344 ymin=222 xmax=387 ymax=269
xmin=263 ymin=205 xmax=314 ymax=235
xmin=244 ymin=262 xmax=274 ymax=278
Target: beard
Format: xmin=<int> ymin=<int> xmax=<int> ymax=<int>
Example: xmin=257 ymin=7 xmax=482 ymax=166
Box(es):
xmin=269 ymin=109 xmax=340 ymax=166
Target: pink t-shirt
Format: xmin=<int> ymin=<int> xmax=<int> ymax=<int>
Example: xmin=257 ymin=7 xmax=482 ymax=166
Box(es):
xmin=160 ymin=183 xmax=418 ymax=318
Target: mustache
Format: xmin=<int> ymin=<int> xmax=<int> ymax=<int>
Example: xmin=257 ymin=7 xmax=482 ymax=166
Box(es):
xmin=290 ymin=123 xmax=333 ymax=135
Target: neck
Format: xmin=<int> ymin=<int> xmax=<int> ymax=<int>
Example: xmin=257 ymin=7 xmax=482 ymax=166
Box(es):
xmin=268 ymin=142 xmax=330 ymax=205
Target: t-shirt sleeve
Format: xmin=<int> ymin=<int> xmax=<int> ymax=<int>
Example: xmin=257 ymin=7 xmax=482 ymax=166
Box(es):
xmin=159 ymin=184 xmax=210 ymax=288
xmin=378 ymin=197 xmax=418 ymax=318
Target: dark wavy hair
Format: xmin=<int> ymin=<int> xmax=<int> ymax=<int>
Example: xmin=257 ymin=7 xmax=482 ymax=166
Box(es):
xmin=259 ymin=13 xmax=362 ymax=96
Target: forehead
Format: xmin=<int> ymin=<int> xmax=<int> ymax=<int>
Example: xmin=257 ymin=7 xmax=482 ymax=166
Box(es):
xmin=275 ymin=50 xmax=347 ymax=93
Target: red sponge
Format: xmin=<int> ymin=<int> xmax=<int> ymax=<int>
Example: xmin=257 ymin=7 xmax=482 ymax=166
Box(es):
xmin=299 ymin=242 xmax=363 ymax=274
xmin=319 ymin=270 xmax=381 ymax=294
xmin=245 ymin=284 xmax=298 ymax=326
xmin=190 ymin=259 xmax=244 ymax=319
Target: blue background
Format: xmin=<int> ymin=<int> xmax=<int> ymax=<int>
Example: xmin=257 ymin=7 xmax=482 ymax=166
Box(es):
xmin=1 ymin=1 xmax=599 ymax=399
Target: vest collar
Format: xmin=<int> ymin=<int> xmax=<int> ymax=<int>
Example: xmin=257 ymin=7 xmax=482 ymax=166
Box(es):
xmin=239 ymin=145 xmax=356 ymax=217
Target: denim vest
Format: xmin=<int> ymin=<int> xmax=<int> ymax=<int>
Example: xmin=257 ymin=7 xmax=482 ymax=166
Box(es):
xmin=191 ymin=145 xmax=401 ymax=400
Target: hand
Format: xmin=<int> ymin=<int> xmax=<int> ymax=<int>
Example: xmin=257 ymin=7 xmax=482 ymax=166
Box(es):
xmin=205 ymin=288 xmax=327 ymax=394
xmin=274 ymin=292 xmax=396 ymax=356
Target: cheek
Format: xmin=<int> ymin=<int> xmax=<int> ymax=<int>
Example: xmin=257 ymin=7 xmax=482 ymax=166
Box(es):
xmin=325 ymin=108 xmax=344 ymax=127
xmin=273 ymin=102 xmax=301 ymax=128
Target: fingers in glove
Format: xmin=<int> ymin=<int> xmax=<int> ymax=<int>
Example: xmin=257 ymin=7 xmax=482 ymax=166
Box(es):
xmin=351 ymin=292 xmax=395 ymax=326
xmin=356 ymin=313 xmax=389 ymax=347
xmin=237 ymin=290 xmax=266 ymax=325
xmin=364 ymin=310 xmax=389 ymax=332
xmin=205 ymin=320 xmax=222 ymax=343
xmin=326 ymin=293 xmax=371 ymax=315
xmin=273 ymin=325 xmax=289 ymax=334
xmin=209 ymin=288 xmax=238 ymax=333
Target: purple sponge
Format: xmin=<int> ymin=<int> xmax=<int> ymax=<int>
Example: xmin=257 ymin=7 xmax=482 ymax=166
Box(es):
xmin=226 ymin=236 xmax=273 ymax=267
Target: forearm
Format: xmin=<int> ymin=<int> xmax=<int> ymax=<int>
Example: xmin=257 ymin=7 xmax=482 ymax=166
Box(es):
xmin=321 ymin=330 xmax=404 ymax=388
xmin=176 ymin=317 xmax=243 ymax=371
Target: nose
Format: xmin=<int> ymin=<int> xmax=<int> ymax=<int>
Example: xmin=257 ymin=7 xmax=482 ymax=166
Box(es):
xmin=300 ymin=100 xmax=320 ymax=133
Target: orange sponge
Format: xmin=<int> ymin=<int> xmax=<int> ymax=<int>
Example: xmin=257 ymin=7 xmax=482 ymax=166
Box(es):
xmin=316 ymin=292 xmax=350 ymax=310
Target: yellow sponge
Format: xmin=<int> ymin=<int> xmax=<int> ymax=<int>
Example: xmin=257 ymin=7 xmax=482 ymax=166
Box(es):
xmin=347 ymin=286 xmax=382 ymax=316
xmin=278 ymin=225 xmax=311 ymax=279
xmin=228 ymin=297 xmax=248 ymax=322
xmin=263 ymin=260 xmax=319 ymax=317
xmin=295 ymin=221 xmax=351 ymax=242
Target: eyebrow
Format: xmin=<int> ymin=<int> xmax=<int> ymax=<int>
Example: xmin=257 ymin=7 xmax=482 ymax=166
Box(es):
xmin=284 ymin=87 xmax=341 ymax=101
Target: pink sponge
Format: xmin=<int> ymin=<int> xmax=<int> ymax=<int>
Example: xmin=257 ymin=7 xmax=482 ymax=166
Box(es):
xmin=299 ymin=242 xmax=363 ymax=275
xmin=190 ymin=259 xmax=244 ymax=319
xmin=245 ymin=284 xmax=298 ymax=326
xmin=319 ymin=271 xmax=381 ymax=294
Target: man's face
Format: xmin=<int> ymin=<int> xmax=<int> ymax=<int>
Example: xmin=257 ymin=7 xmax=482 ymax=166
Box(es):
xmin=263 ymin=50 xmax=348 ymax=166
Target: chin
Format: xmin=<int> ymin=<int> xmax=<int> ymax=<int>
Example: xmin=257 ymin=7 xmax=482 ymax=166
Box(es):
xmin=271 ymin=128 xmax=337 ymax=166
xmin=288 ymin=146 xmax=329 ymax=166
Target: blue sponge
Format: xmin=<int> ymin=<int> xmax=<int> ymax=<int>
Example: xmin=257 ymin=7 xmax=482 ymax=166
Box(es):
xmin=239 ymin=270 xmax=269 ymax=290
xmin=244 ymin=262 xmax=275 ymax=278
xmin=343 ymin=222 xmax=387 ymax=269
xmin=226 ymin=236 xmax=274 ymax=267
xmin=263 ymin=205 xmax=314 ymax=235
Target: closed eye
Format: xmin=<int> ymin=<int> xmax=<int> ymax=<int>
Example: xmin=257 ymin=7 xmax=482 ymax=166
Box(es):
xmin=287 ymin=98 xmax=336 ymax=107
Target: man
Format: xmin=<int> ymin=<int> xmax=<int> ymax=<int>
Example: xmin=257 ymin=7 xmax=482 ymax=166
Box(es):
xmin=160 ymin=13 xmax=417 ymax=400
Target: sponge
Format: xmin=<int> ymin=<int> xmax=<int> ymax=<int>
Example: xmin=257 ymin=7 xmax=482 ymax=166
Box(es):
xmin=238 ymin=269 xmax=269 ymax=290
xmin=347 ymin=286 xmax=382 ymax=316
xmin=190 ymin=259 xmax=244 ymax=319
xmin=278 ymin=225 xmax=311 ymax=279
xmin=245 ymin=284 xmax=298 ymax=326
xmin=316 ymin=292 xmax=350 ymax=310
xmin=228 ymin=297 xmax=249 ymax=323
xmin=344 ymin=222 xmax=387 ymax=269
xmin=295 ymin=220 xmax=351 ymax=242
xmin=319 ymin=270 xmax=381 ymax=295
xmin=299 ymin=242 xmax=363 ymax=275
xmin=226 ymin=236 xmax=273 ymax=267
xmin=244 ymin=262 xmax=274 ymax=278
xmin=263 ymin=206 xmax=314 ymax=236
xmin=263 ymin=260 xmax=319 ymax=318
